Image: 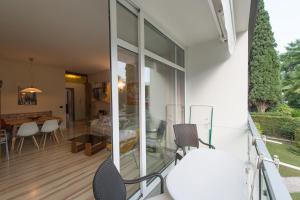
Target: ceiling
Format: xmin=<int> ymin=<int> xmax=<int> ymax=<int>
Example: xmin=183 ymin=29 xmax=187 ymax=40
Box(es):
xmin=0 ymin=0 xmax=251 ymax=74
xmin=133 ymin=0 xmax=251 ymax=47
xmin=0 ymin=0 xmax=110 ymax=74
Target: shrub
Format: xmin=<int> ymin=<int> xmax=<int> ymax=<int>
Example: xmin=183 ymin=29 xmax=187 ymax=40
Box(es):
xmin=250 ymin=112 xmax=284 ymax=116
xmin=255 ymin=122 xmax=264 ymax=134
xmin=272 ymin=104 xmax=293 ymax=116
xmin=252 ymin=113 xmax=300 ymax=139
xmin=279 ymin=121 xmax=300 ymax=140
xmin=292 ymin=109 xmax=300 ymax=118
xmin=295 ymin=128 xmax=300 ymax=148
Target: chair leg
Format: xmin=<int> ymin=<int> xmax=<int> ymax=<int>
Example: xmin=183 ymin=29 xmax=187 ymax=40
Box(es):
xmin=17 ymin=138 xmax=21 ymax=152
xmin=49 ymin=133 xmax=54 ymax=143
xmin=175 ymin=153 xmax=183 ymax=165
xmin=53 ymin=131 xmax=59 ymax=144
xmin=43 ymin=133 xmax=48 ymax=149
xmin=32 ymin=136 xmax=39 ymax=150
xmin=59 ymin=128 xmax=64 ymax=138
xmin=5 ymin=139 xmax=9 ymax=160
xmin=40 ymin=133 xmax=45 ymax=146
xmin=18 ymin=137 xmax=24 ymax=153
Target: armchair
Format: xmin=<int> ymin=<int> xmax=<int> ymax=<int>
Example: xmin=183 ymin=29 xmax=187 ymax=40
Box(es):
xmin=173 ymin=124 xmax=215 ymax=164
xmin=93 ymin=158 xmax=164 ymax=200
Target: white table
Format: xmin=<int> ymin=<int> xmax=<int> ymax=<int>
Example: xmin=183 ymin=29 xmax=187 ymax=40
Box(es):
xmin=166 ymin=149 xmax=248 ymax=200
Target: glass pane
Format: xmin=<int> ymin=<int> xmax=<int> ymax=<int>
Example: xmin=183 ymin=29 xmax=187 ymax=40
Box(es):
xmin=176 ymin=70 xmax=185 ymax=123
xmin=117 ymin=3 xmax=138 ymax=46
xmin=145 ymin=20 xmax=175 ymax=63
xmin=261 ymin=169 xmax=272 ymax=200
xmin=176 ymin=45 xmax=185 ymax=67
xmin=117 ymin=47 xmax=140 ymax=196
xmin=145 ymin=56 xmax=176 ymax=176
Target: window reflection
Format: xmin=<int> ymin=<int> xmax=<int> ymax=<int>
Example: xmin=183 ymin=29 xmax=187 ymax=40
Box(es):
xmin=117 ymin=47 xmax=140 ymax=196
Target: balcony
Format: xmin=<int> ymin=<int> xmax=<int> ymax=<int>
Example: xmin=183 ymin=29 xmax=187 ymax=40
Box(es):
xmin=145 ymin=114 xmax=291 ymax=200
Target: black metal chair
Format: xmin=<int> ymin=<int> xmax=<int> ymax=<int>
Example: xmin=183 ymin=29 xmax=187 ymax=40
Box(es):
xmin=173 ymin=124 xmax=215 ymax=165
xmin=93 ymin=158 xmax=164 ymax=200
xmin=146 ymin=120 xmax=166 ymax=153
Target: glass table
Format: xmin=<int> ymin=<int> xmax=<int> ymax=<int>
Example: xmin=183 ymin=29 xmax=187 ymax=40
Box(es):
xmin=69 ymin=134 xmax=107 ymax=156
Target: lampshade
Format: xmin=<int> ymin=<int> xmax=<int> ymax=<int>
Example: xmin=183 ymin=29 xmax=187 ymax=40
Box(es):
xmin=21 ymin=87 xmax=43 ymax=93
xmin=21 ymin=58 xmax=43 ymax=93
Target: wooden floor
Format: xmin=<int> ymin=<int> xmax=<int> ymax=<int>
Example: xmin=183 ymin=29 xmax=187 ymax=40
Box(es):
xmin=0 ymin=122 xmax=173 ymax=200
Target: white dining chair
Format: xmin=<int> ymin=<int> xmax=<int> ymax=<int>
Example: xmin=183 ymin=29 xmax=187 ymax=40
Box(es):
xmin=40 ymin=119 xmax=60 ymax=149
xmin=17 ymin=122 xmax=40 ymax=153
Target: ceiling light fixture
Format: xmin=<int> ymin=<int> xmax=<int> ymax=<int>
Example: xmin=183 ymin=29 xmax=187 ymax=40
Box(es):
xmin=21 ymin=57 xmax=43 ymax=93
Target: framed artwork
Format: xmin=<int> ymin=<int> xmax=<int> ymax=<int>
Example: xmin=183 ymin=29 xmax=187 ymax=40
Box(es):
xmin=93 ymin=87 xmax=101 ymax=100
xmin=18 ymin=87 xmax=37 ymax=105
xmin=92 ymin=82 xmax=110 ymax=103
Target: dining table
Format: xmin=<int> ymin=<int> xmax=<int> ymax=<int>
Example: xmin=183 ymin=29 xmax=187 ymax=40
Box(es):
xmin=166 ymin=149 xmax=248 ymax=200
xmin=4 ymin=116 xmax=62 ymax=151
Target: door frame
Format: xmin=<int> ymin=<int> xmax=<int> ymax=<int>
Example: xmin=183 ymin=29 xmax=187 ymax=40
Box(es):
xmin=65 ymin=88 xmax=75 ymax=122
xmin=109 ymin=0 xmax=187 ymax=198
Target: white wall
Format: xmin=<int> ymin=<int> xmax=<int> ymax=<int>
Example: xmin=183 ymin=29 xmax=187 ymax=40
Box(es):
xmin=65 ymin=82 xmax=86 ymax=121
xmin=186 ymin=32 xmax=249 ymax=161
xmin=0 ymin=59 xmax=66 ymax=126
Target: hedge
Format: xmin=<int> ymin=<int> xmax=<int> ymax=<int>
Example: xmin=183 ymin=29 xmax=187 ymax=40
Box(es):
xmin=252 ymin=113 xmax=300 ymax=140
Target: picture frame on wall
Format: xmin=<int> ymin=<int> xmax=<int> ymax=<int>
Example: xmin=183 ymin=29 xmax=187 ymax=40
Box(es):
xmin=18 ymin=86 xmax=37 ymax=105
xmin=92 ymin=82 xmax=110 ymax=103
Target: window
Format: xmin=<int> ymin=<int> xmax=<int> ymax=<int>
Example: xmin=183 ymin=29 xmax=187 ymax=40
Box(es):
xmin=145 ymin=56 xmax=176 ymax=176
xmin=117 ymin=3 xmax=138 ymax=46
xmin=117 ymin=46 xmax=140 ymax=196
xmin=145 ymin=20 xmax=185 ymax=67
xmin=176 ymin=45 xmax=185 ymax=67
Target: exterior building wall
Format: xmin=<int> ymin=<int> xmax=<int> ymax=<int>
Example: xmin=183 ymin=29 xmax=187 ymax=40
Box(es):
xmin=185 ymin=31 xmax=249 ymax=160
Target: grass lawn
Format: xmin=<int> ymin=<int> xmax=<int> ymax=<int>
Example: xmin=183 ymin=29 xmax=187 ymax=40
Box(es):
xmin=266 ymin=142 xmax=300 ymax=167
xmin=279 ymin=165 xmax=300 ymax=177
xmin=266 ymin=142 xmax=300 ymax=177
xmin=291 ymin=193 xmax=300 ymax=200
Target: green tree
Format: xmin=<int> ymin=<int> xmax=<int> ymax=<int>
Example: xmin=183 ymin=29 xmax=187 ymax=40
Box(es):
xmin=249 ymin=0 xmax=281 ymax=112
xmin=281 ymin=40 xmax=300 ymax=74
xmin=281 ymin=40 xmax=300 ymax=108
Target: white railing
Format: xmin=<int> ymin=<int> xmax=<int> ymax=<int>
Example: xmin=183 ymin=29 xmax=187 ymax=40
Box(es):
xmin=248 ymin=114 xmax=292 ymax=200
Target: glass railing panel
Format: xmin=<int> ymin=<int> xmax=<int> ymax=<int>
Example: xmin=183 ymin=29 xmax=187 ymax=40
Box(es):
xmin=261 ymin=168 xmax=272 ymax=200
xmin=248 ymin=114 xmax=292 ymax=200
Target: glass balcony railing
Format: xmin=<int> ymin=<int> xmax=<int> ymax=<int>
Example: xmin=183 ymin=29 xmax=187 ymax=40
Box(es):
xmin=248 ymin=114 xmax=292 ymax=200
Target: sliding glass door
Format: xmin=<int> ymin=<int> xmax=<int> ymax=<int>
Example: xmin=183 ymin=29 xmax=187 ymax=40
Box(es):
xmin=145 ymin=57 xmax=176 ymax=175
xmin=110 ymin=0 xmax=185 ymax=197
xmin=117 ymin=47 xmax=140 ymax=196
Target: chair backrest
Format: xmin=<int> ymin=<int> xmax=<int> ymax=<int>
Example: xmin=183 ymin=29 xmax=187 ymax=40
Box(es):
xmin=41 ymin=119 xmax=59 ymax=133
xmin=93 ymin=158 xmax=126 ymax=200
xmin=173 ymin=124 xmax=199 ymax=149
xmin=157 ymin=120 xmax=166 ymax=140
xmin=17 ymin=122 xmax=39 ymax=137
